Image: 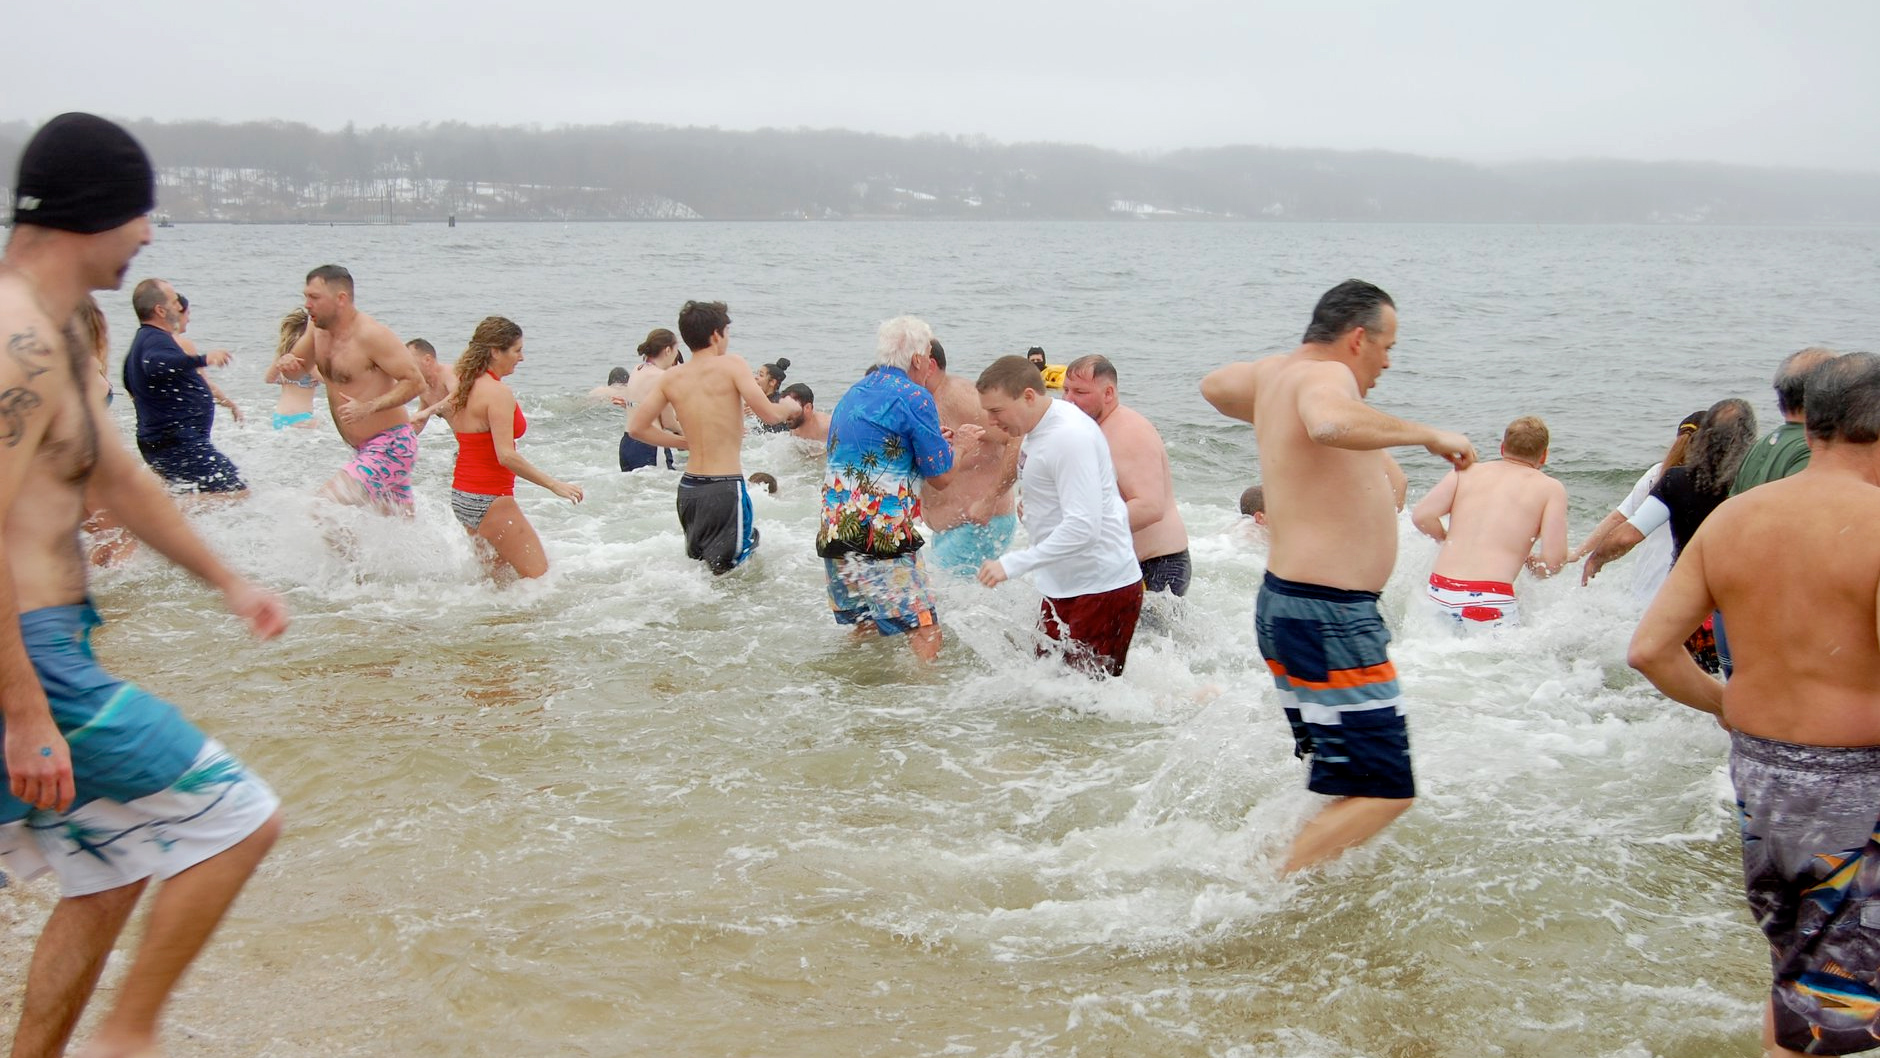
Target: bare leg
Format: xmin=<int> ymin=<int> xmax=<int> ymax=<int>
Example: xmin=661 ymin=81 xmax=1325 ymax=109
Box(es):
xmin=476 ymin=498 xmax=547 ymax=580
xmin=1763 ymin=999 xmax=1807 ymax=1057
xmin=1281 ymin=796 xmax=1414 ymax=875
xmin=907 ymin=625 xmax=942 ymax=662
xmin=10 ymin=882 xmax=148 ymax=1058
xmin=73 ymin=811 xmax=282 ymax=1058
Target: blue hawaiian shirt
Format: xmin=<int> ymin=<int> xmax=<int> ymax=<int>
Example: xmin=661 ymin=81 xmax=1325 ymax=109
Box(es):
xmin=817 ymin=367 xmax=953 ymax=558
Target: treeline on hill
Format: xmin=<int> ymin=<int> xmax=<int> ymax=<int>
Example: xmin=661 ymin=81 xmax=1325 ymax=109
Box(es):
xmin=0 ymin=119 xmax=1876 ymax=224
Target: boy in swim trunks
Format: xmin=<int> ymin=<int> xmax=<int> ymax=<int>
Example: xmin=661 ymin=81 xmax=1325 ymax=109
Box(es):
xmin=1202 ymin=279 xmax=1473 ymax=874
xmin=1410 ymin=415 xmax=1568 ymax=630
xmin=627 ymin=300 xmax=799 ymax=574
xmin=0 ymin=112 xmax=289 ymax=1058
xmin=273 ymin=264 xmax=427 ymax=514
xmin=1630 ymin=352 xmax=1880 ymax=1056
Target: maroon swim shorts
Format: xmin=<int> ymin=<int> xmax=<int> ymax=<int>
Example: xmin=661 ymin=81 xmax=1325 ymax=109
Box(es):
xmin=1037 ymin=581 xmax=1145 ymax=677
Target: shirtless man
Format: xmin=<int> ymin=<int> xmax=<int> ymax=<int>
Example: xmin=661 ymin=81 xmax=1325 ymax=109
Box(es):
xmin=407 ymin=338 xmax=454 ymax=434
xmin=780 ymin=383 xmax=830 ymax=446
xmin=0 ymin=112 xmax=287 ymax=1058
xmin=1063 ymin=355 xmax=1192 ymax=596
xmin=1628 ymin=351 xmax=1880 ymax=1058
xmin=626 ymin=301 xmax=798 ymax=574
xmin=273 ymin=265 xmax=426 ymax=513
xmin=918 ymin=340 xmax=1020 ymax=575
xmin=1200 ymin=279 xmax=1473 ymax=875
xmin=1410 ymin=415 xmax=1568 ymax=629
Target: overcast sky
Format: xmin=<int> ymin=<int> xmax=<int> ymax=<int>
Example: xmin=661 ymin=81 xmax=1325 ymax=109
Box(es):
xmin=7 ymin=0 xmax=1876 ymax=171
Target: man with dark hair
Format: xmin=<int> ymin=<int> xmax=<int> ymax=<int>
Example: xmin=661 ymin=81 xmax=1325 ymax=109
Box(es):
xmin=272 ymin=265 xmax=428 ymax=512
xmin=920 ymin=338 xmax=1022 ymax=575
xmin=781 ymin=382 xmax=829 ymax=445
xmin=1201 ymin=278 xmax=1474 ymax=874
xmin=1733 ymin=347 xmax=1837 ymax=496
xmin=1630 ymin=351 xmax=1880 ymax=1058
xmin=0 ymin=110 xmax=287 ymax=1058
xmin=629 ymin=300 xmax=799 ymax=574
xmin=122 ymin=276 xmax=247 ymax=496
xmin=975 ymin=356 xmax=1143 ymax=676
xmin=407 ymin=337 xmax=454 ymax=434
xmin=1411 ymin=415 xmax=1568 ymax=629
xmin=1239 ymin=484 xmax=1266 ymax=521
xmin=1062 ymin=354 xmax=1192 ymax=596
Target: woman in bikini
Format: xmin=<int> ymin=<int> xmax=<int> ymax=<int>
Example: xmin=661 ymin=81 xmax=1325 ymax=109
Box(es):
xmin=617 ymin=327 xmax=682 ymax=471
xmin=263 ymin=307 xmax=320 ymax=429
xmin=441 ymin=316 xmax=584 ymax=580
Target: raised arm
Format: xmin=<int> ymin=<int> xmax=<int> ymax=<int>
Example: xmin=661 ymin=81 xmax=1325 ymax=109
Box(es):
xmin=1200 ymin=361 xmax=1261 ymax=424
xmin=1410 ymin=470 xmax=1458 ymax=541
xmin=1296 ymin=371 xmax=1474 ymax=468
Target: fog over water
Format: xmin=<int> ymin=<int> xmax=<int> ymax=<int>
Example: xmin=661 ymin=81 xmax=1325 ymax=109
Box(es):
xmin=5 ymin=220 xmax=1878 ymax=1056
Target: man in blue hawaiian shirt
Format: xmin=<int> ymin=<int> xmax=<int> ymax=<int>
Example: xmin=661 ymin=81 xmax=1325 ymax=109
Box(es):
xmin=817 ymin=317 xmax=957 ymax=660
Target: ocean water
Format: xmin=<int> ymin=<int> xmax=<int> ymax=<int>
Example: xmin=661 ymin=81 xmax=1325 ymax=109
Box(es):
xmin=9 ymin=221 xmax=1879 ymax=1057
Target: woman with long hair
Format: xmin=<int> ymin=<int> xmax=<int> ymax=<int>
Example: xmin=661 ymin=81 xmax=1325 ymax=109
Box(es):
xmin=617 ymin=327 xmax=682 ymax=471
xmin=441 ymin=317 xmax=584 ymax=579
xmin=262 ymin=308 xmax=319 ymax=429
xmin=1584 ymin=399 xmax=1758 ymax=673
xmin=1571 ymin=408 xmax=1705 ymax=599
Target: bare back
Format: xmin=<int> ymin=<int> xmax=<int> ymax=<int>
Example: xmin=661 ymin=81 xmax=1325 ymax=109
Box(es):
xmin=306 ymin=312 xmax=418 ymax=447
xmin=923 ymin=374 xmax=1017 ymax=530
xmin=1697 ymin=472 xmax=1880 ymax=745
xmin=0 ymin=283 xmax=100 ymax=610
xmin=651 ymin=353 xmax=769 ymax=476
xmin=1427 ymin=461 xmax=1566 ymax=583
xmin=621 ymin=362 xmax=678 ymax=434
xmin=1252 ymin=354 xmax=1399 ymax=591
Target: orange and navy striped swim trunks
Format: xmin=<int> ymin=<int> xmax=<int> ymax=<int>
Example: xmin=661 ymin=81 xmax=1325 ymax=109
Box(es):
xmin=1254 ymin=572 xmax=1413 ymax=799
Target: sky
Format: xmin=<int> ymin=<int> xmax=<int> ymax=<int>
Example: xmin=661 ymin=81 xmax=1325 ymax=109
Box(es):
xmin=7 ymin=0 xmax=1877 ymax=172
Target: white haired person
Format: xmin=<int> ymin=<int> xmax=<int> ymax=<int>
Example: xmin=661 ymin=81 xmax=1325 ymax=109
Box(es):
xmin=815 ymin=316 xmax=956 ymax=660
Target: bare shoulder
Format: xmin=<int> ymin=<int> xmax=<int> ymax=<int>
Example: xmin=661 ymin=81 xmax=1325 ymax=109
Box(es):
xmin=361 ymin=315 xmax=406 ymax=355
xmin=0 ymin=288 xmax=64 ymax=385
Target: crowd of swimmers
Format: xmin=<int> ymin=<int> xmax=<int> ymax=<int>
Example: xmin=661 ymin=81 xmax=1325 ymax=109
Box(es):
xmin=2 ymin=112 xmax=1878 ymax=1057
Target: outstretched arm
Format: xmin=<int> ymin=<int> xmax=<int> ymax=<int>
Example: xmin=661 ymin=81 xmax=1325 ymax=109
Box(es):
xmin=1297 ymin=375 xmax=1475 ymax=469
xmin=486 ymin=385 xmax=582 ymax=503
xmin=1200 ymin=361 xmax=1261 ymax=424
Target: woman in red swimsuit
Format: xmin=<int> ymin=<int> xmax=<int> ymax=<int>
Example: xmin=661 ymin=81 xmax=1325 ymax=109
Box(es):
xmin=441 ymin=317 xmax=584 ymax=579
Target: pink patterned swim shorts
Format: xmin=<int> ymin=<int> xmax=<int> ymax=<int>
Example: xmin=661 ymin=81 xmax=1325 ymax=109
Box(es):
xmin=342 ymin=423 xmax=419 ymax=508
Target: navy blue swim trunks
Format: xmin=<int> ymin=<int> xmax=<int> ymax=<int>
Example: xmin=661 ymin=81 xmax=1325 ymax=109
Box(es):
xmin=137 ymin=425 xmax=245 ymax=493
xmin=1254 ymin=572 xmax=1413 ymax=800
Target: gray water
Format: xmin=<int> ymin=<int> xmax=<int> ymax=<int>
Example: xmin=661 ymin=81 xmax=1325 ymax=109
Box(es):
xmin=11 ymin=221 xmax=1880 ymax=1057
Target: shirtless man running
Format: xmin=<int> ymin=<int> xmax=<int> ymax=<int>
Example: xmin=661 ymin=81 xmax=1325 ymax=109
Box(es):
xmin=1410 ymin=415 xmax=1568 ymax=628
xmin=273 ymin=265 xmax=426 ymax=513
xmin=918 ymin=340 xmax=1020 ymax=575
xmin=1629 ymin=352 xmax=1880 ymax=1057
xmin=0 ymin=111 xmax=287 ymax=1058
xmin=626 ymin=301 xmax=798 ymax=574
xmin=1201 ymin=279 xmax=1473 ymax=875
xmin=407 ymin=338 xmax=454 ymax=435
xmin=1063 ymin=354 xmax=1192 ymax=596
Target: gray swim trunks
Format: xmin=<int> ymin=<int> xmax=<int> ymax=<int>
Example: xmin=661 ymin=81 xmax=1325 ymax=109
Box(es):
xmin=1732 ymin=731 xmax=1880 ymax=1054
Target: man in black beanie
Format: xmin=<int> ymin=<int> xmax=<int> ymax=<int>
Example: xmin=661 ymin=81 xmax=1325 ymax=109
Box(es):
xmin=0 ymin=112 xmax=287 ymax=1058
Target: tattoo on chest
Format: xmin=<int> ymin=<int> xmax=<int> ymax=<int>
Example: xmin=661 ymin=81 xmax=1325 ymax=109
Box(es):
xmin=0 ymin=387 xmax=44 ymax=446
xmin=7 ymin=328 xmax=55 ymax=381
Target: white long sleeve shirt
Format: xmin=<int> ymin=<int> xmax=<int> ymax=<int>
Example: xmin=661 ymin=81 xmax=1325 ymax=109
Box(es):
xmin=999 ymin=400 xmax=1141 ymax=600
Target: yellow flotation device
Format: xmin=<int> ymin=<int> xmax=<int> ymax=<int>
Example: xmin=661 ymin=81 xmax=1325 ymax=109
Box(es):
xmin=1040 ymin=364 xmax=1067 ymax=390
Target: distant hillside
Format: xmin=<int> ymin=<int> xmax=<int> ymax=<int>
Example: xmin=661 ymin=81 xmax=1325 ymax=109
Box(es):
xmin=1 ymin=119 xmax=1875 ymax=224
